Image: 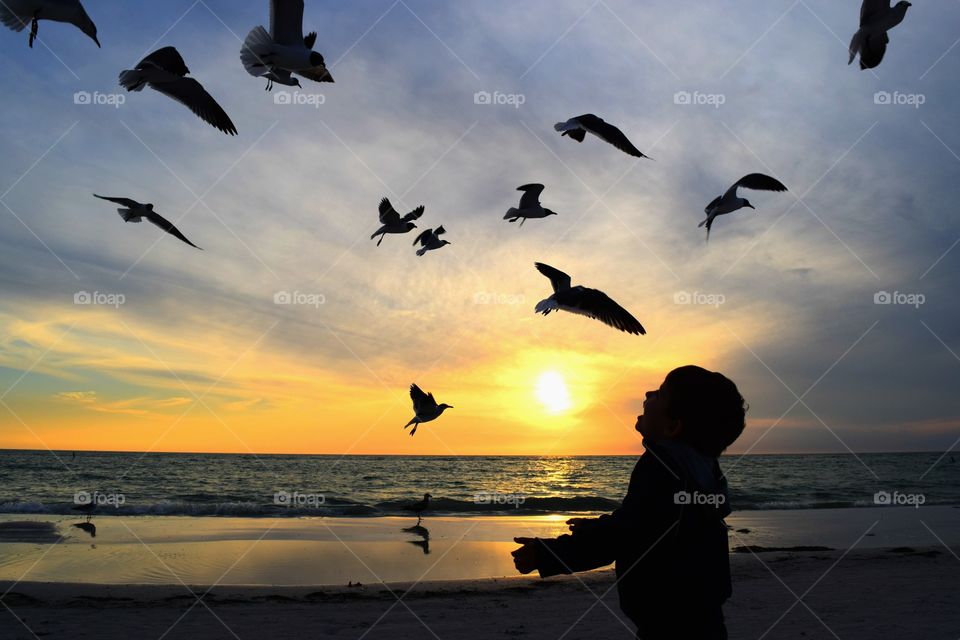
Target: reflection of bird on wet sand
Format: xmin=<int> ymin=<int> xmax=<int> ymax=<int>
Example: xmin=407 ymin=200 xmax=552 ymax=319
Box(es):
xmin=72 ymin=521 xmax=96 ymax=538
xmin=404 ymin=492 xmax=432 ymax=524
xmin=402 ymin=524 xmax=430 ymax=554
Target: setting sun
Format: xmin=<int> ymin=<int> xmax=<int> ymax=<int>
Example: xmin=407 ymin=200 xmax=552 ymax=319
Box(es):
xmin=535 ymin=371 xmax=572 ymax=413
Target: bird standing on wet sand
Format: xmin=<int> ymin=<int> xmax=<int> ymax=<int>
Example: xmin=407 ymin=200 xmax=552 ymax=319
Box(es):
xmin=371 ymin=198 xmax=424 ymax=246
xmin=0 ymin=0 xmax=99 ymax=49
xmin=554 ymin=114 xmax=652 ymax=159
xmin=94 ymin=194 xmax=203 ymax=250
xmin=403 ymin=384 xmax=453 ymax=436
xmin=404 ymin=493 xmax=432 ymax=524
xmin=504 ymin=184 xmax=559 ymax=227
xmin=534 ymin=263 xmax=646 ymax=335
xmin=699 ymin=173 xmax=788 ymax=242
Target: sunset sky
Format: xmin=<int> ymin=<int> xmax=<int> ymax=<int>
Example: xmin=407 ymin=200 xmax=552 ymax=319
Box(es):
xmin=0 ymin=0 xmax=958 ymax=455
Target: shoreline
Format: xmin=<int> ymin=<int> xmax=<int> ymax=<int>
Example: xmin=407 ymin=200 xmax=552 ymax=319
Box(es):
xmin=2 ymin=546 xmax=958 ymax=640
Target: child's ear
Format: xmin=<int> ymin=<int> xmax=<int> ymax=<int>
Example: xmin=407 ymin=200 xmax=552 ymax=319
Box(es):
xmin=666 ymin=419 xmax=683 ymax=438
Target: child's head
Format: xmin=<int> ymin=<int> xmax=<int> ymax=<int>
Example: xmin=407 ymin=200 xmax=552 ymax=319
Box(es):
xmin=635 ymin=365 xmax=747 ymax=457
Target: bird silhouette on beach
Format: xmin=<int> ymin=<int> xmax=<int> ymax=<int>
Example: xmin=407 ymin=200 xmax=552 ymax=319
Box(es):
xmin=241 ymin=0 xmax=334 ymax=91
xmin=849 ymin=0 xmax=911 ymax=70
xmin=699 ymin=173 xmax=788 ymax=242
xmin=0 ymin=0 xmax=98 ymax=48
xmin=404 ymin=384 xmax=453 ymax=435
xmin=120 ymin=46 xmax=238 ymax=135
xmin=404 ymin=493 xmax=432 ymax=524
xmin=94 ymin=194 xmax=203 ymax=249
xmin=412 ymin=226 xmax=451 ymax=256
xmin=554 ymin=114 xmax=652 ymax=159
xmin=504 ymin=184 xmax=558 ymax=227
xmin=402 ymin=524 xmax=430 ymax=554
xmin=372 ymin=198 xmax=424 ymax=246
xmin=534 ymin=263 xmax=646 ymax=335
xmin=72 ymin=501 xmax=96 ymax=522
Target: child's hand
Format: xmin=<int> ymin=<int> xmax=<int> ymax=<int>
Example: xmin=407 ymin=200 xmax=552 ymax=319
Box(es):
xmin=511 ymin=537 xmax=539 ymax=574
xmin=566 ymin=517 xmax=598 ymax=534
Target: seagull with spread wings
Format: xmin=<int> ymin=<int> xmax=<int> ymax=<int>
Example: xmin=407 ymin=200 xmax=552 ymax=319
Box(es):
xmin=534 ymin=263 xmax=645 ymax=335
xmin=504 ymin=184 xmax=559 ymax=227
xmin=241 ymin=0 xmax=334 ymax=90
xmin=119 ymin=47 xmax=238 ymax=135
xmin=94 ymin=194 xmax=202 ymax=250
xmin=699 ymin=173 xmax=788 ymax=242
xmin=849 ymin=0 xmax=911 ymax=70
xmin=403 ymin=385 xmax=453 ymax=436
xmin=413 ymin=226 xmax=451 ymax=256
xmin=554 ymin=114 xmax=652 ymax=159
xmin=0 ymin=0 xmax=98 ymax=49
xmin=371 ymin=198 xmax=424 ymax=246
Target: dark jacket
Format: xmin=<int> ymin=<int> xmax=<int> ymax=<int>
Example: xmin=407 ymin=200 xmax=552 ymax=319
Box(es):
xmin=535 ymin=439 xmax=731 ymax=638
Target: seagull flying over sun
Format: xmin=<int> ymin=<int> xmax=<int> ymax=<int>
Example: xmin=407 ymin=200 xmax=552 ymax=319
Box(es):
xmin=403 ymin=384 xmax=453 ymax=436
xmin=534 ymin=263 xmax=645 ymax=335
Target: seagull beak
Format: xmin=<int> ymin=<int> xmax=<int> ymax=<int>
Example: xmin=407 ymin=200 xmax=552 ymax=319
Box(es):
xmin=746 ymin=203 xmax=755 ymax=210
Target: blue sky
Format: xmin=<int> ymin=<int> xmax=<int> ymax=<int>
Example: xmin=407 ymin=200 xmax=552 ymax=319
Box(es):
xmin=0 ymin=0 xmax=958 ymax=455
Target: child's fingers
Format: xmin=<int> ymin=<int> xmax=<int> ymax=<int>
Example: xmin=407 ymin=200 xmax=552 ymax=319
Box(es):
xmin=513 ymin=537 xmax=536 ymax=545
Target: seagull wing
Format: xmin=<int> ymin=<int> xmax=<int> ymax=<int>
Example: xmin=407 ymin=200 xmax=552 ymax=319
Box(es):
xmin=860 ymin=0 xmax=891 ymax=26
xmin=729 ymin=173 xmax=789 ymax=197
xmin=303 ymin=31 xmax=317 ymax=49
xmin=559 ymin=287 xmax=646 ymax=335
xmin=517 ymin=183 xmax=545 ymax=209
xmin=577 ymin=114 xmax=646 ymax=158
xmin=379 ymin=198 xmax=401 ymax=224
xmin=859 ymin=32 xmax=889 ymax=69
xmin=704 ymin=194 xmax=723 ymax=214
xmin=434 ymin=226 xmax=446 ymax=236
xmin=413 ymin=229 xmax=432 ymax=246
xmin=0 ymin=5 xmax=30 ymax=32
xmin=294 ymin=63 xmax=334 ymax=83
xmin=535 ymin=262 xmax=571 ymax=293
xmin=94 ymin=194 xmax=142 ymax=209
xmin=410 ymin=384 xmax=438 ymax=413
xmin=402 ymin=205 xmax=425 ymax=222
xmin=136 ymin=46 xmax=189 ymax=76
xmin=270 ymin=0 xmax=304 ymax=45
xmin=150 ymin=77 xmax=238 ymax=136
xmin=144 ymin=211 xmax=202 ymax=249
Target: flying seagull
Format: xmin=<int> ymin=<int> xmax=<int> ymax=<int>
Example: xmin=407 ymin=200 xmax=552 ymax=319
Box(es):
xmin=0 ymin=0 xmax=98 ymax=48
xmin=504 ymin=184 xmax=558 ymax=227
xmin=849 ymin=1 xmax=911 ymax=70
xmin=404 ymin=493 xmax=432 ymax=524
xmin=413 ymin=226 xmax=450 ymax=256
xmin=403 ymin=384 xmax=453 ymax=436
xmin=534 ymin=263 xmax=645 ymax=335
xmin=372 ymin=198 xmax=424 ymax=246
xmin=94 ymin=194 xmax=202 ymax=250
xmin=119 ymin=47 xmax=238 ymax=136
xmin=241 ymin=0 xmax=334 ymax=91
xmin=554 ymin=114 xmax=652 ymax=159
xmin=699 ymin=173 xmax=788 ymax=242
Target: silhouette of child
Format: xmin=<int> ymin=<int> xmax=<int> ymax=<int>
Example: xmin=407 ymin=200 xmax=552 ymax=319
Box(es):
xmin=512 ymin=365 xmax=747 ymax=640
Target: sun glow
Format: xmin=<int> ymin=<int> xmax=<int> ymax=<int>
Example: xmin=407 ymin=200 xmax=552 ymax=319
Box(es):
xmin=536 ymin=371 xmax=572 ymax=413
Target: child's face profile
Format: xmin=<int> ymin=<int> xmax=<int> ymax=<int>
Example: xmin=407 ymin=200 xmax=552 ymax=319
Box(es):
xmin=635 ymin=380 xmax=681 ymax=443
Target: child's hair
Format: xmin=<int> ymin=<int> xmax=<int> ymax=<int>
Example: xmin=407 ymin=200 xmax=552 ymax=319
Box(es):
xmin=663 ymin=365 xmax=747 ymax=457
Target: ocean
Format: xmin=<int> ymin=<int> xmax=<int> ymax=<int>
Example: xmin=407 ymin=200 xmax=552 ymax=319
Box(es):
xmin=1 ymin=450 xmax=957 ymax=517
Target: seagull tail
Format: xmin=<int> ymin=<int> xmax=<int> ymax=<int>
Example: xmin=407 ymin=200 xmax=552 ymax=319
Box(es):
xmin=403 ymin=417 xmax=418 ymax=429
xmin=241 ymin=26 xmax=275 ymax=78
xmin=118 ymin=69 xmax=147 ymax=92
xmin=848 ymin=29 xmax=862 ymax=65
xmin=416 ymin=247 xmax=428 ymax=257
xmin=535 ymin=298 xmax=558 ymax=316
xmin=503 ymin=207 xmax=520 ymax=220
xmin=697 ymin=216 xmax=710 ymax=229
